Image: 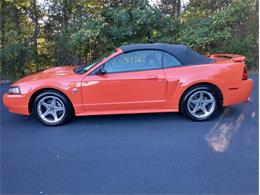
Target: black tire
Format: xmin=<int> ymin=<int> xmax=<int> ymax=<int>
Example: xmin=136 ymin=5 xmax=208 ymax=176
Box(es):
xmin=180 ymin=85 xmax=220 ymax=121
xmin=33 ymin=90 xmax=73 ymax=126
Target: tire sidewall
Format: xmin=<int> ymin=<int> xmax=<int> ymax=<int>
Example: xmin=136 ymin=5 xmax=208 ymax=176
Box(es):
xmin=181 ymin=86 xmax=220 ymax=121
xmin=33 ymin=90 xmax=72 ymax=126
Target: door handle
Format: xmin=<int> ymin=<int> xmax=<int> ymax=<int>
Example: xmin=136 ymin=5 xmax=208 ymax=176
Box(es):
xmin=146 ymin=75 xmax=158 ymax=79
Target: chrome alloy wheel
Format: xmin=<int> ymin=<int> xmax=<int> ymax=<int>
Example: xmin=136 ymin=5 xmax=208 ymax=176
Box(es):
xmin=187 ymin=90 xmax=216 ymax=119
xmin=37 ymin=95 xmax=65 ymax=124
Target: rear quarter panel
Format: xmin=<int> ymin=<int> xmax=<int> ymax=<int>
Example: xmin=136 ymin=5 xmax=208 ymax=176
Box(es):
xmin=164 ymin=60 xmax=246 ymax=110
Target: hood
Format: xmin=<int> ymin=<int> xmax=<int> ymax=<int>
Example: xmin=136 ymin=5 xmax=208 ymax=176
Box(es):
xmin=14 ymin=66 xmax=76 ymax=85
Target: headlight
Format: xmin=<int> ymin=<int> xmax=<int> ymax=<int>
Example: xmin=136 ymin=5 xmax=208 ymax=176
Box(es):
xmin=8 ymin=86 xmax=21 ymax=94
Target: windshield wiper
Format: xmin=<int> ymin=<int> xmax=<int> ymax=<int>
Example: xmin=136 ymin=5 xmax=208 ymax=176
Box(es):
xmin=74 ymin=65 xmax=86 ymax=74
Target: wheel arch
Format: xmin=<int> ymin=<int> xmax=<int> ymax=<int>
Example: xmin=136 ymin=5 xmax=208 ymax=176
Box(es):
xmin=178 ymin=82 xmax=224 ymax=111
xmin=28 ymin=88 xmax=75 ymax=115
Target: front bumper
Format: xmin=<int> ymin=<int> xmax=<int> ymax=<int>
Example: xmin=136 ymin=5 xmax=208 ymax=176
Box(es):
xmin=223 ymin=79 xmax=253 ymax=106
xmin=3 ymin=93 xmax=30 ymax=115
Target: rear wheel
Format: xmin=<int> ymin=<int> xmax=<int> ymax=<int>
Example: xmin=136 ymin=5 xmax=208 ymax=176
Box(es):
xmin=181 ymin=86 xmax=220 ymax=121
xmin=33 ymin=90 xmax=73 ymax=126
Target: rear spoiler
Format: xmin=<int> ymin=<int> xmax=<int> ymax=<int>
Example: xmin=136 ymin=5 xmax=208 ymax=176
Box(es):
xmin=209 ymin=54 xmax=246 ymax=62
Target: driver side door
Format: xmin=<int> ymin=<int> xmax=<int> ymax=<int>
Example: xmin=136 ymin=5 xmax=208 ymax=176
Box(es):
xmin=81 ymin=50 xmax=167 ymax=114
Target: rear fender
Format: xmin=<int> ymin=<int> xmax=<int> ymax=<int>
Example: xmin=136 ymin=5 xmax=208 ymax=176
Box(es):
xmin=171 ymin=79 xmax=223 ymax=111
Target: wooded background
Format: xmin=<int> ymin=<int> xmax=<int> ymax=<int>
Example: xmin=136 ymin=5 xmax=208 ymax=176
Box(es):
xmin=0 ymin=0 xmax=258 ymax=80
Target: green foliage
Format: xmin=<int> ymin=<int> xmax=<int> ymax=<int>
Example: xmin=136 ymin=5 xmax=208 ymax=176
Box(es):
xmin=178 ymin=0 xmax=258 ymax=67
xmin=0 ymin=0 xmax=258 ymax=80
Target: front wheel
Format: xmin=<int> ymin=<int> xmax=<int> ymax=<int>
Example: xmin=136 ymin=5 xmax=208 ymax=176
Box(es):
xmin=181 ymin=86 xmax=220 ymax=121
xmin=33 ymin=90 xmax=73 ymax=126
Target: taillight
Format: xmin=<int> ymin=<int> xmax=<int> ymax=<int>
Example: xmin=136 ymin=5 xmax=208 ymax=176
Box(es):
xmin=242 ymin=67 xmax=248 ymax=80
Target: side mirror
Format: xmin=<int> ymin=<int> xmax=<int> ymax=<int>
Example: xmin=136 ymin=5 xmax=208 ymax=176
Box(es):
xmin=96 ymin=67 xmax=107 ymax=75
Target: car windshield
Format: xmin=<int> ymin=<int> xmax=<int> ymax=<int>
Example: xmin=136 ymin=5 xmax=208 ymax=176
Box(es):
xmin=74 ymin=50 xmax=115 ymax=74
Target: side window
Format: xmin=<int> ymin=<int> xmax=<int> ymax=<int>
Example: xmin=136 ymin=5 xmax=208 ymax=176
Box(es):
xmin=163 ymin=52 xmax=181 ymax=68
xmin=103 ymin=50 xmax=162 ymax=73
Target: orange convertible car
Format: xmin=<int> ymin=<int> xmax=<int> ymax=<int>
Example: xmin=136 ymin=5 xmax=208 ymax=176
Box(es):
xmin=3 ymin=43 xmax=253 ymax=125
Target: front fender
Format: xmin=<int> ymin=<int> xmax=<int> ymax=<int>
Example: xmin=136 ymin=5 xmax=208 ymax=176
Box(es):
xmin=25 ymin=80 xmax=84 ymax=115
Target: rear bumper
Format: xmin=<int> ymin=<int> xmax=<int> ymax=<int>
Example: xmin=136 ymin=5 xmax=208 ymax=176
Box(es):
xmin=223 ymin=79 xmax=253 ymax=106
xmin=3 ymin=93 xmax=29 ymax=115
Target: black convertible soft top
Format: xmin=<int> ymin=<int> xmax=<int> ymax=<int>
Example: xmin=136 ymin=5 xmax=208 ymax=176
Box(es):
xmin=120 ymin=43 xmax=214 ymax=65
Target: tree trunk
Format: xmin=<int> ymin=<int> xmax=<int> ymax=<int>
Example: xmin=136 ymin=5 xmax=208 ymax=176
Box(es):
xmin=176 ymin=0 xmax=181 ymax=17
xmin=0 ymin=0 xmax=6 ymax=78
xmin=31 ymin=0 xmax=40 ymax=72
xmin=14 ymin=5 xmax=26 ymax=77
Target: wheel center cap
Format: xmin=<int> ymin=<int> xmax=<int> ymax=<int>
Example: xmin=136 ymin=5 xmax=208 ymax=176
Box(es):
xmin=50 ymin=107 xmax=54 ymax=111
xmin=198 ymin=102 xmax=203 ymax=106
